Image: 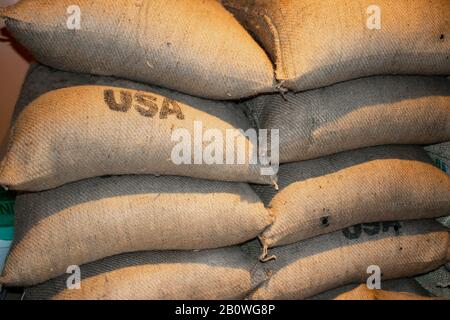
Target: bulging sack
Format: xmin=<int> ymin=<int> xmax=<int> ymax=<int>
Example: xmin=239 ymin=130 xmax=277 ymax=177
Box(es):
xmin=1 ymin=0 xmax=275 ymax=100
xmin=11 ymin=64 xmax=165 ymax=121
xmin=249 ymin=220 xmax=449 ymax=300
xmin=223 ymin=0 xmax=450 ymax=91
xmin=253 ymin=146 xmax=450 ymax=248
xmin=309 ymin=278 xmax=431 ymax=300
xmin=23 ymin=246 xmax=268 ymax=300
xmin=415 ymin=266 xmax=450 ymax=299
xmin=247 ymin=76 xmax=450 ymax=163
xmin=0 ymin=175 xmax=271 ymax=286
xmin=425 ymin=141 xmax=450 ymax=228
xmin=425 ymin=141 xmax=450 ymax=175
xmin=333 ymin=284 xmax=439 ymax=300
xmin=0 ymin=84 xmax=274 ymax=191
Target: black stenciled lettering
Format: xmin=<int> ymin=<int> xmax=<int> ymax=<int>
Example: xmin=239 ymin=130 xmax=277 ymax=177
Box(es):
xmin=134 ymin=93 xmax=158 ymax=117
xmin=104 ymin=89 xmax=132 ymax=112
xmin=362 ymin=222 xmax=381 ymax=236
xmin=342 ymin=224 xmax=362 ymax=240
xmin=382 ymin=221 xmax=402 ymax=234
xmin=160 ymin=98 xmax=185 ymax=120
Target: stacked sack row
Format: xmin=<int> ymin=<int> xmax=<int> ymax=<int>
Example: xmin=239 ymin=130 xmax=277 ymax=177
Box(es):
xmin=227 ymin=0 xmax=450 ymax=299
xmin=0 ymin=0 xmax=276 ymax=299
xmin=0 ymin=0 xmax=448 ymax=300
xmin=419 ymin=140 xmax=450 ymax=298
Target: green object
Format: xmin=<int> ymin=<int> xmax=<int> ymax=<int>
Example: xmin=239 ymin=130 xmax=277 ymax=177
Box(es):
xmin=429 ymin=156 xmax=449 ymax=174
xmin=0 ymin=187 xmax=15 ymax=238
xmin=0 ymin=200 xmax=15 ymax=227
xmin=0 ymin=227 xmax=13 ymax=241
xmin=434 ymin=158 xmax=449 ymax=174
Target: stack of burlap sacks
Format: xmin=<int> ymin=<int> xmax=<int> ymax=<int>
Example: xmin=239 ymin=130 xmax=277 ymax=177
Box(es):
xmin=0 ymin=0 xmax=448 ymax=300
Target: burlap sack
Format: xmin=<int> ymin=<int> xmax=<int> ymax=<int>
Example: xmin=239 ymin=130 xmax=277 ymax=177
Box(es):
xmin=0 ymin=0 xmax=276 ymax=100
xmin=23 ymin=246 xmax=268 ymax=300
xmin=8 ymin=64 xmax=259 ymax=152
xmin=309 ymin=278 xmax=431 ymax=300
xmin=223 ymin=0 xmax=450 ymax=91
xmin=253 ymin=146 xmax=450 ymax=249
xmin=426 ymin=141 xmax=450 ymax=176
xmin=438 ymin=216 xmax=450 ymax=228
xmin=246 ymin=76 xmax=450 ymax=163
xmin=333 ymin=284 xmax=440 ymax=300
xmin=0 ymin=175 xmax=271 ymax=287
xmin=12 ymin=64 xmax=211 ymax=121
xmin=0 ymin=84 xmax=274 ymax=191
xmin=415 ymin=266 xmax=450 ymax=299
xmin=249 ymin=220 xmax=449 ymax=300
xmin=11 ymin=63 xmax=257 ymax=130
xmin=425 ymin=141 xmax=450 ymax=228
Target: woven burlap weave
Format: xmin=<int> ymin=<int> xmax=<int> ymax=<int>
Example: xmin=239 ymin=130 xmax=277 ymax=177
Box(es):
xmin=415 ymin=266 xmax=450 ymax=299
xmin=246 ymin=76 xmax=450 ymax=163
xmin=23 ymin=246 xmax=268 ymax=300
xmin=0 ymin=175 xmax=271 ymax=286
xmin=223 ymin=0 xmax=450 ymax=91
xmin=253 ymin=146 xmax=450 ymax=248
xmin=309 ymin=278 xmax=431 ymax=300
xmin=333 ymin=284 xmax=440 ymax=300
xmin=0 ymin=84 xmax=273 ymax=191
xmin=249 ymin=220 xmax=449 ymax=300
xmin=1 ymin=0 xmax=275 ymax=100
xmin=424 ymin=141 xmax=450 ymax=228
